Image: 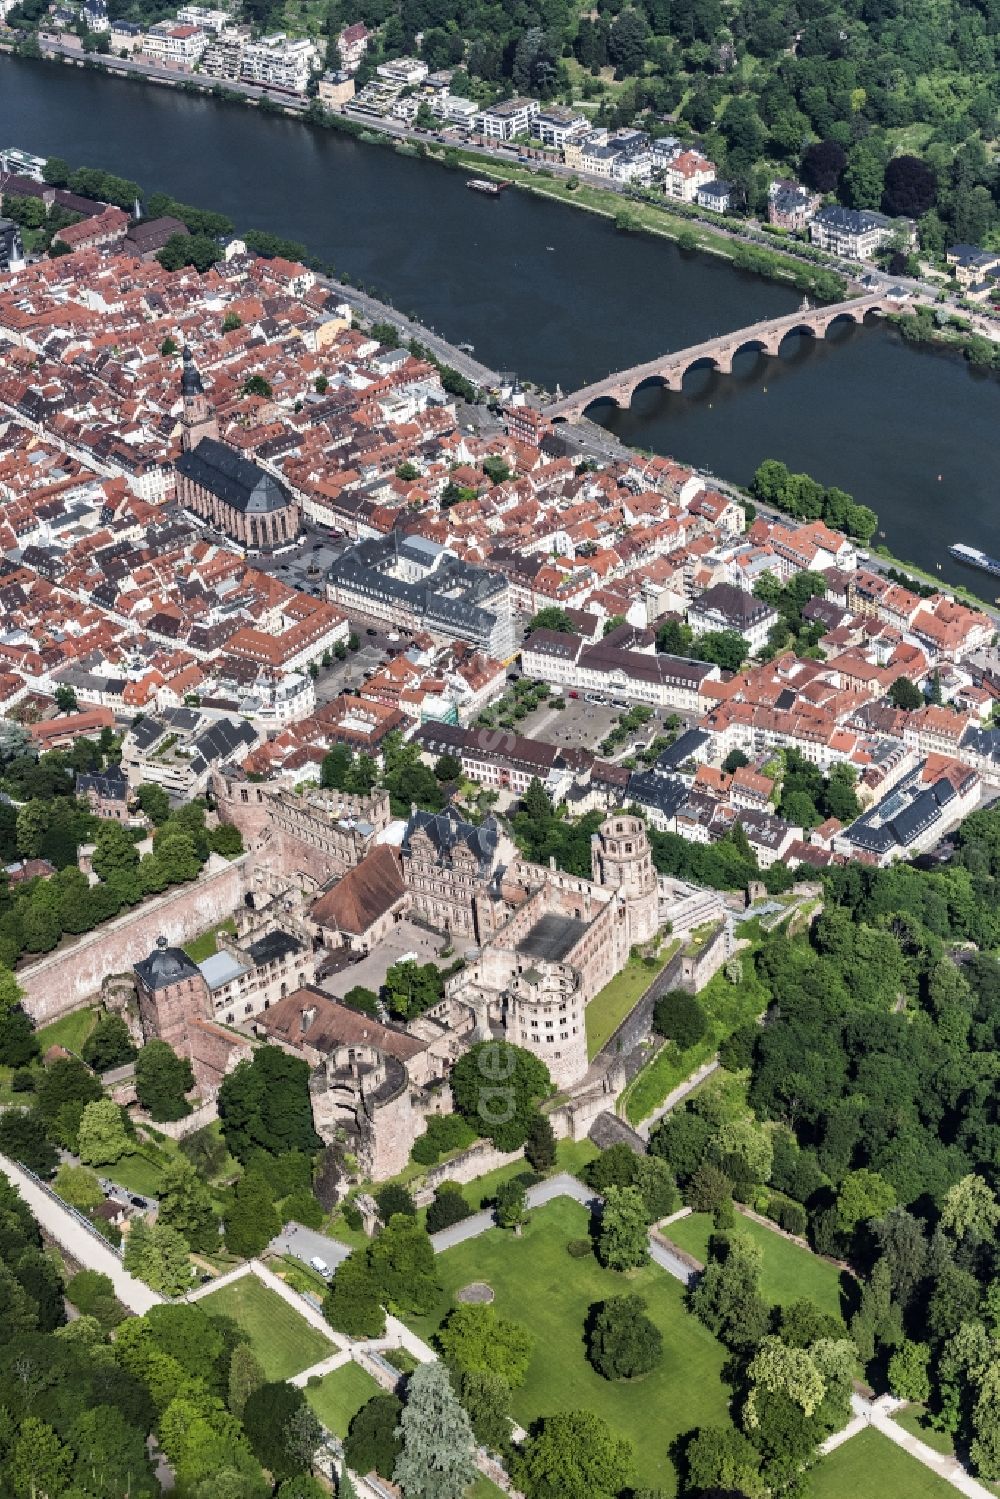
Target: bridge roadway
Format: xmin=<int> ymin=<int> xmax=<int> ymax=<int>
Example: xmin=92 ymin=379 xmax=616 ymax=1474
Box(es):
xmin=547 ymin=291 xmax=912 ymax=419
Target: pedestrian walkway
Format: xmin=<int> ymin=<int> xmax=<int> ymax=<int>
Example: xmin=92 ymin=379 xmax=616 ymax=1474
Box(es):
xmin=0 ymin=1151 xmax=162 ymax=1314
xmin=289 ymin=1348 xmax=352 ymax=1388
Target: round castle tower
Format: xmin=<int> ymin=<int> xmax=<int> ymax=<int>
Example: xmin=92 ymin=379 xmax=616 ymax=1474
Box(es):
xmin=591 ymin=814 xmax=659 ymax=946
xmin=503 ymin=960 xmax=587 ymax=1091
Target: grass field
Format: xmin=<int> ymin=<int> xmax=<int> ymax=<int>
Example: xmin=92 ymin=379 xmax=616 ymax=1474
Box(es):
xmin=808 ymin=1429 xmax=957 ymax=1498
xmin=305 ymin=1361 xmax=381 ymax=1437
xmin=202 ymin=1273 xmax=334 ymax=1380
xmin=621 ymin=955 xmax=768 ymax=1125
xmin=36 ymin=1006 xmax=97 ymax=1056
xmin=585 ymin=943 xmax=678 ymax=1060
xmin=183 ymin=917 xmax=237 ymax=964
xmin=890 ymin=1405 xmax=957 ymax=1458
xmin=406 ymin=1196 xmax=730 ymax=1495
xmin=666 ymin=1211 xmax=846 ymax=1322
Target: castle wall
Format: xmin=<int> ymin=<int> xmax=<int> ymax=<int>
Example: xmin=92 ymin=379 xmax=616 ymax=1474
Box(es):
xmin=18 ymin=856 xmax=253 ymax=1024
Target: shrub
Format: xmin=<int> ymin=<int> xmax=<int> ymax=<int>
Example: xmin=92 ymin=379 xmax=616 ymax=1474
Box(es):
xmin=375 ymin=1183 xmax=416 ymax=1223
xmin=410 ymin=1113 xmax=476 ymax=1166
xmin=567 ymin=1238 xmax=592 ymax=1258
xmin=426 ymin=1185 xmax=473 ymax=1233
xmin=342 ymin=1202 xmax=363 ymax=1232
xmin=768 ymin=1193 xmax=807 ymax=1237
xmin=587 ymin=1294 xmax=663 ymax=1381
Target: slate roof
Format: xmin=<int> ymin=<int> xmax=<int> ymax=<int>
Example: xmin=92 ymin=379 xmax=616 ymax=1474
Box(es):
xmin=403 ymin=805 xmax=499 ymax=871
xmin=176 ymin=437 xmax=292 ymax=515
xmin=135 ymin=938 xmax=200 ymax=992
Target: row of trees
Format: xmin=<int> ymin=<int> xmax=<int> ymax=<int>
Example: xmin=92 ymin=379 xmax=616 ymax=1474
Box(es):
xmin=750 ymin=460 xmax=879 ymax=543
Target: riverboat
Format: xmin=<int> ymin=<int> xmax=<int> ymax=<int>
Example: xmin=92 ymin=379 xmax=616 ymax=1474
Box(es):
xmin=949 ymin=542 xmax=1000 ymax=578
xmin=466 ymin=178 xmax=508 ymax=195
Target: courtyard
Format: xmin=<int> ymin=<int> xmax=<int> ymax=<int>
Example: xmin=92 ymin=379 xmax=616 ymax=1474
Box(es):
xmin=405 ymin=1196 xmax=731 ymax=1495
xmin=319 ymin=916 xmax=455 ymax=1002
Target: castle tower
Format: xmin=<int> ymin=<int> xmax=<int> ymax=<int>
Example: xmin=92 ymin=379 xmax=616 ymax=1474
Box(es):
xmin=591 ymin=814 xmax=659 ymax=946
xmin=133 ymin=935 xmax=212 ymax=1054
xmin=503 ymin=961 xmax=588 ymax=1090
xmin=180 ymin=347 xmax=218 ymax=452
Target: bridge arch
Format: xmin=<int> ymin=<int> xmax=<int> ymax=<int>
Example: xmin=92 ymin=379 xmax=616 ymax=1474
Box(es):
xmin=676 ymin=354 xmax=725 ymax=387
xmin=730 ymin=335 xmax=778 ymax=363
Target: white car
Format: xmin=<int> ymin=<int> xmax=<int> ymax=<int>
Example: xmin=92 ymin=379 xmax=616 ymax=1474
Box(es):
xmin=309 ymin=1255 xmax=332 ymax=1279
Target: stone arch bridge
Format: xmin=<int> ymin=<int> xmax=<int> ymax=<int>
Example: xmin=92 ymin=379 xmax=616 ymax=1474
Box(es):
xmin=546 ymin=293 xmax=910 ymax=419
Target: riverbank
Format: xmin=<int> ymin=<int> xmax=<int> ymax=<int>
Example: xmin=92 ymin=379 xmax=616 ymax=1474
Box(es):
xmin=888 ymin=306 xmax=1000 ymax=369
xmin=10 ymin=40 xmax=849 ymax=305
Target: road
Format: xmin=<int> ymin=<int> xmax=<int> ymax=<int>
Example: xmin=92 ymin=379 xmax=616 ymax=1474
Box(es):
xmin=0 ymin=1151 xmax=163 ymax=1313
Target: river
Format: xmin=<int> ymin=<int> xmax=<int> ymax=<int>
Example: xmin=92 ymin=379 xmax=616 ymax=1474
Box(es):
xmin=0 ymin=55 xmax=997 ymax=589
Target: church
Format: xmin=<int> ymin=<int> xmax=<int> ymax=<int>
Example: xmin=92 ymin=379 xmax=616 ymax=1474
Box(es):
xmin=174 ymin=348 xmax=301 ymax=551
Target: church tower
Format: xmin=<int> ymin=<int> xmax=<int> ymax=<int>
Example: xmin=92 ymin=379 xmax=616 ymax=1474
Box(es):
xmin=180 ymin=347 xmax=218 ymax=452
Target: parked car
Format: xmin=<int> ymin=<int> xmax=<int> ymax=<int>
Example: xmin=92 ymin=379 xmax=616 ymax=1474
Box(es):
xmin=309 ymin=1256 xmax=332 ymax=1279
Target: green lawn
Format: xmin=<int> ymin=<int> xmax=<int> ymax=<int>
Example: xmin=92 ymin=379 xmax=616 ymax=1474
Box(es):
xmin=183 ymin=917 xmax=237 ymax=964
xmin=808 ymin=1429 xmax=957 ymax=1498
xmin=305 ymin=1360 xmax=381 ymax=1437
xmin=585 ymin=942 xmax=679 ymax=1060
xmin=202 ymin=1273 xmax=334 ymax=1380
xmin=36 ymin=1006 xmax=97 ymax=1056
xmin=621 ymin=955 xmax=769 ymax=1126
xmin=891 ymin=1405 xmax=957 ymax=1458
xmin=666 ymin=1212 xmax=846 ymax=1322
xmin=104 ymin=1151 xmax=166 ymax=1199
xmin=406 ymin=1197 xmax=731 ymax=1495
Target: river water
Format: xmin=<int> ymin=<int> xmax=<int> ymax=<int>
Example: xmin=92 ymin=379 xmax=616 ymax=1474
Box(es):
xmin=0 ymin=55 xmax=997 ymax=587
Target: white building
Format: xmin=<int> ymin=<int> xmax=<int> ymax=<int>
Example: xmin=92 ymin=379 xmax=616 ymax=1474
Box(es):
xmin=664 ymin=149 xmax=717 ymax=202
xmin=241 ymin=34 xmax=318 ymax=94
xmin=474 ymin=97 xmax=539 ymax=141
xmin=176 ymin=5 xmax=229 ymax=33
xmin=535 ymin=107 xmax=588 ymax=151
xmin=142 ymin=22 xmax=209 ymax=65
xmin=376 ymin=56 xmax=428 ymax=86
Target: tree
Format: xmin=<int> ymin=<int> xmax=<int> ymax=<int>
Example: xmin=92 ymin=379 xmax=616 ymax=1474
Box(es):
xmin=217 ymin=1045 xmax=319 ymax=1162
xmin=82 ymin=1012 xmax=136 ymax=1072
xmin=458 ymin=1369 xmax=512 ymax=1452
xmin=801 ymin=139 xmax=847 ymax=194
xmin=224 ymin=1172 xmax=281 ymax=1258
xmin=65 ymin=1268 xmax=123 ymax=1330
xmin=941 ymin=1174 xmax=1000 ymax=1242
xmin=652 ymin=989 xmax=708 ymax=1049
xmin=222 ymin=310 xmax=242 ymax=332
xmin=123 ymin=1219 xmax=193 ymax=1296
xmin=243 ymin=1382 xmax=319 ymax=1482
xmin=323 ymin=1249 xmax=385 ymax=1338
xmin=434 ymin=753 xmax=462 ymax=783
xmin=598 ymin=1185 xmax=649 ymax=1270
xmin=157 ymin=232 xmax=222 ymax=272
xmin=438 ymin=1304 xmax=534 ymax=1387
xmin=53 ymin=683 xmax=78 ymax=713
xmin=242 ymin=373 xmax=273 ymax=399
xmin=135 ymin=1039 xmax=194 ymax=1121
xmin=888 ymin=1339 xmax=931 ymax=1403
xmin=136 ymin=783 xmax=171 ymax=825
xmin=426 ymin=1184 xmax=472 ymax=1233
xmin=687 ymin=1424 xmax=764 ymax=1499
xmin=888 ymin=676 xmax=923 ymax=711
xmin=514 ymin=1410 xmax=633 ymax=1499
xmin=526 ymin=607 xmax=573 ymax=635
xmin=54 ymin=1162 xmax=104 ymax=1210
xmin=450 ymin=1042 xmax=550 ymax=1151
xmin=883 ymin=154 xmax=937 ymax=218
xmin=0 ymin=1005 xmax=39 ymax=1069
xmin=344 ymin=1394 xmax=403 ymax=1480
xmin=495 ymin=1177 xmax=527 ymax=1232
xmin=158 ymin=1157 xmax=219 ymax=1252
xmin=524 ymin=1111 xmax=556 ymax=1171
xmin=836 ymin=1168 xmax=897 ymax=1234
xmin=0 ymin=1108 xmax=57 ymax=1176
xmin=587 ymin=1294 xmax=662 ymax=1380
xmin=376 ymin=1182 xmax=417 ymax=1222
xmin=228 ymin=1343 xmax=267 ymax=1419
xmin=161 ymin=335 xmax=179 ymax=356
xmin=608 ymin=7 xmax=649 ymax=74
xmin=689 ymin=1234 xmax=770 ymax=1352
xmin=7 ymin=1417 xmax=72 ymax=1499
xmin=77 ymin=1098 xmax=133 ymax=1166
xmin=393 ymin=1360 xmax=478 ymax=1499
xmin=91 ymin=821 xmax=140 ymax=884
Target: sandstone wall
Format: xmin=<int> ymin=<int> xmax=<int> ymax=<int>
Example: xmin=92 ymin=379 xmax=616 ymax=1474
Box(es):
xmin=19 ymin=856 xmax=254 ymax=1024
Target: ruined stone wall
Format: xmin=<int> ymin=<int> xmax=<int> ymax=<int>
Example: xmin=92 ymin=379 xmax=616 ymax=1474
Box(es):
xmin=19 ymin=856 xmax=253 ymax=1024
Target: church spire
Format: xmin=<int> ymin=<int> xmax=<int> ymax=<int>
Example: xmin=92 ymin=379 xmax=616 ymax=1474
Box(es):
xmin=179 ymin=347 xmax=217 ymax=452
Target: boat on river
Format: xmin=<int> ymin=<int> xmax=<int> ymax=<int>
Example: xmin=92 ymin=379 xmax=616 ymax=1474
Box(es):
xmin=949 ymin=542 xmax=1000 ymax=578
xmin=466 ymin=178 xmax=508 ymax=195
